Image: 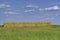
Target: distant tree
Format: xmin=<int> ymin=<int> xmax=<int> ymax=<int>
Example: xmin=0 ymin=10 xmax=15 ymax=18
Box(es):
xmin=0 ymin=25 xmax=4 ymax=27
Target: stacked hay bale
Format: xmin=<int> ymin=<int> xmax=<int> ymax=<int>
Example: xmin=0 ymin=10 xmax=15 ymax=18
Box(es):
xmin=4 ymin=22 xmax=52 ymax=27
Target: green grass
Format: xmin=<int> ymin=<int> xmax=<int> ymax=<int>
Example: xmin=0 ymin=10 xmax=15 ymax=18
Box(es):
xmin=0 ymin=27 xmax=60 ymax=40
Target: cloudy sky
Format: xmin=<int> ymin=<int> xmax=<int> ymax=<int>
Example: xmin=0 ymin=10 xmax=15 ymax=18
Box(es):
xmin=0 ymin=0 xmax=60 ymax=25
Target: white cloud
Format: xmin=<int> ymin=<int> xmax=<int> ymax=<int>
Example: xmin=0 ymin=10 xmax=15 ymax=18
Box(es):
xmin=26 ymin=5 xmax=39 ymax=8
xmin=0 ymin=3 xmax=11 ymax=8
xmin=24 ymin=9 xmax=35 ymax=12
xmin=44 ymin=13 xmax=59 ymax=17
xmin=4 ymin=11 xmax=18 ymax=14
xmin=39 ymin=5 xmax=60 ymax=11
xmin=46 ymin=17 xmax=54 ymax=20
xmin=6 ymin=15 xmax=9 ymax=16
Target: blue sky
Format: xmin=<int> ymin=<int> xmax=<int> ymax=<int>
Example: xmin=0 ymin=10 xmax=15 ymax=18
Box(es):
xmin=0 ymin=0 xmax=60 ymax=25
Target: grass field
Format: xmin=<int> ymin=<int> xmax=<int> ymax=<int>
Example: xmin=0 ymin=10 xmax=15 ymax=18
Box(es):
xmin=0 ymin=27 xmax=60 ymax=40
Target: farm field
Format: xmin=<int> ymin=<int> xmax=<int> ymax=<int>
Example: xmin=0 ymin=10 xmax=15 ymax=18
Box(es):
xmin=0 ymin=27 xmax=60 ymax=40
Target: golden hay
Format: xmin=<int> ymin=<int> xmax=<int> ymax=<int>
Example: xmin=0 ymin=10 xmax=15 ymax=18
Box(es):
xmin=4 ymin=22 xmax=52 ymax=27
